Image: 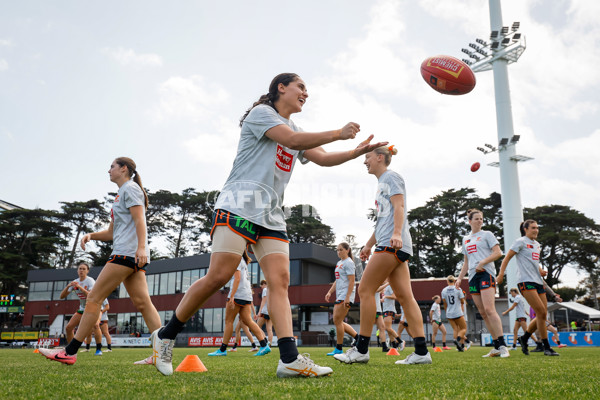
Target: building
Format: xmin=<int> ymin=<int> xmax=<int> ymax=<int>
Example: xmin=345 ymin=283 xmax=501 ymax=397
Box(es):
xmin=24 ymin=243 xmax=513 ymax=344
xmin=0 ymin=199 xmax=23 ymax=213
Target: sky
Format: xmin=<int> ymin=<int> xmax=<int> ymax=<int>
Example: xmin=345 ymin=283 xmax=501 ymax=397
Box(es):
xmin=1 ymin=0 xmax=598 ymax=287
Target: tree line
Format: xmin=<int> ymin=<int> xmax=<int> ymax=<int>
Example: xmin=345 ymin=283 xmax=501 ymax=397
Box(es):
xmin=1 ymin=187 xmax=599 ymax=305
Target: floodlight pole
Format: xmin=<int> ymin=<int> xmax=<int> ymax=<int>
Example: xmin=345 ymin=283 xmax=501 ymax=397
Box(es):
xmin=466 ymin=0 xmax=527 ymax=326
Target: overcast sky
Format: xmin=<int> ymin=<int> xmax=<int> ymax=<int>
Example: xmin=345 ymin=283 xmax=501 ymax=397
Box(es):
xmin=1 ymin=1 xmax=598 ymax=286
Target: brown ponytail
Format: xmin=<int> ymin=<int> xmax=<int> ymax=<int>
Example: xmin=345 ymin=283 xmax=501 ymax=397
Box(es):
xmin=339 ymin=242 xmax=353 ymax=261
xmin=115 ymin=157 xmax=149 ymax=209
xmin=467 ymin=208 xmax=482 ymax=220
xmin=520 ymin=219 xmax=536 ymax=236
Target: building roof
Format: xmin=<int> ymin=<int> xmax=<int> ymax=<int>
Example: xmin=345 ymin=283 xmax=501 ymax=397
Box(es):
xmin=0 ymin=199 xmax=23 ymax=211
xmin=547 ymin=301 xmax=600 ymax=318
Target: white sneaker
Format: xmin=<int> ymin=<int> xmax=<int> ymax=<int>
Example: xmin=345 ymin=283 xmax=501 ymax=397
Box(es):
xmin=482 ymin=348 xmax=501 ymax=358
xmin=276 ymin=354 xmax=333 ymax=378
xmin=81 ymin=348 xmax=90 ymax=353
xmin=398 ymin=340 xmax=406 ymax=352
xmin=395 ymin=352 xmax=432 ymax=365
xmin=104 ymin=349 xmax=112 ymax=353
xmin=151 ymin=327 xmax=174 ymax=376
xmin=499 ymin=345 xmax=510 ymax=358
xmin=249 ymin=347 xmax=259 ymax=352
xmin=133 ymin=355 xmax=154 ymax=365
xmin=464 ymin=341 xmax=472 ymax=351
xmin=333 ymin=347 xmax=369 ymax=364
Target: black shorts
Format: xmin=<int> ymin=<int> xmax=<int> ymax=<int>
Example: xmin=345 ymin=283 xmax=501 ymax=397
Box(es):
xmin=518 ymin=281 xmax=545 ymax=294
xmin=375 ymin=312 xmax=383 ymax=318
xmin=233 ymin=299 xmax=252 ymax=307
xmin=261 ymin=314 xmax=270 ymax=321
xmin=432 ymin=320 xmax=442 ymax=326
xmin=383 ymin=311 xmax=396 ymax=318
xmin=107 ymin=255 xmax=148 ymax=272
xmin=374 ymin=246 xmax=410 ymax=263
xmin=334 ymin=300 xmax=354 ymax=306
xmin=516 ymin=317 xmax=527 ymax=322
xmin=100 ymin=320 xmax=108 ymax=325
xmin=210 ymin=210 xmax=289 ymax=244
xmin=468 ymin=272 xmax=496 ymax=294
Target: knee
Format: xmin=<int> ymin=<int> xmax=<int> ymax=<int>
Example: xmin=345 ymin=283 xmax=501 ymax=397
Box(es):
xmin=357 ymin=283 xmax=373 ymax=299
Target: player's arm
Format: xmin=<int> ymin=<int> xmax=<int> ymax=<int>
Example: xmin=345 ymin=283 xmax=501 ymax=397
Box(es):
xmin=325 ymin=281 xmax=336 ymax=302
xmin=497 ymin=249 xmax=517 ymax=285
xmin=360 ymin=233 xmax=377 ymax=261
xmin=129 ymin=205 xmax=148 ymax=267
xmin=344 ymin=275 xmax=355 ymax=307
xmin=303 ymin=135 xmax=388 ymax=166
xmin=228 ymin=271 xmax=241 ymax=304
xmin=503 ymin=302 xmax=517 ymax=315
xmin=442 ymin=299 xmax=448 ymax=311
xmin=389 ymin=194 xmax=405 ymax=250
xmin=81 ymin=222 xmax=114 ymax=250
xmin=264 ymin=122 xmax=360 ymax=151
xmin=456 ymin=256 xmax=469 ymax=289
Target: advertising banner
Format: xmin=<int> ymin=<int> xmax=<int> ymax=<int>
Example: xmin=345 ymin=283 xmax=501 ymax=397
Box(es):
xmin=88 ymin=336 xmax=151 ymax=347
xmin=481 ymin=332 xmax=600 ymax=347
xmin=37 ymin=338 xmax=60 ymax=347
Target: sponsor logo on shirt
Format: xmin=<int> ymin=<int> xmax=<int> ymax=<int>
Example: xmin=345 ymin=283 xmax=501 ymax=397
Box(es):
xmin=476 ymin=237 xmax=481 ymax=241
xmin=467 ymin=244 xmax=477 ymax=254
xmin=526 ymin=244 xmax=533 ymax=249
xmin=276 ymin=145 xmax=293 ymax=172
xmin=465 ymin=239 xmax=470 ymax=244
xmin=532 ymin=252 xmax=540 ymax=260
xmin=114 ymin=194 xmax=120 ymax=204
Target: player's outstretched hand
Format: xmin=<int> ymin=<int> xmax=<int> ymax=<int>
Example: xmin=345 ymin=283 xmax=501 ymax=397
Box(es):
xmin=354 ymin=134 xmax=388 ymax=157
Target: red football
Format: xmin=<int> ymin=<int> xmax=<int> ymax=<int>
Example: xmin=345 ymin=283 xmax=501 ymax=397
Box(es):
xmin=420 ymin=55 xmax=476 ymax=95
xmin=471 ymin=162 xmax=481 ymax=172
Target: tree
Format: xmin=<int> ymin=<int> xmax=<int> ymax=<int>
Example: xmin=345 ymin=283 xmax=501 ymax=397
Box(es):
xmin=285 ymin=204 xmax=335 ymax=248
xmin=0 ymin=209 xmax=69 ymax=296
xmin=524 ymin=205 xmax=599 ymax=287
xmin=58 ymin=200 xmax=109 ymax=268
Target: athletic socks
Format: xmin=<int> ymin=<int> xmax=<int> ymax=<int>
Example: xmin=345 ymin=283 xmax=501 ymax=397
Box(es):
xmin=336 ymin=343 xmax=343 ymax=351
xmin=396 ymin=337 xmax=404 ymax=345
xmin=107 ymin=344 xmax=112 ymax=350
xmin=219 ymin=343 xmax=227 ymax=352
xmin=542 ymin=338 xmax=551 ymax=350
xmin=96 ymin=343 xmax=102 ymax=352
xmin=356 ymin=335 xmax=370 ymax=354
xmin=251 ymin=342 xmax=257 ymax=349
xmin=232 ymin=342 xmax=238 ymax=349
xmin=159 ymin=314 xmax=186 ymax=340
xmin=521 ymin=331 xmax=532 ymax=342
xmin=278 ymin=337 xmax=300 ymax=364
xmin=442 ymin=342 xmax=446 ymax=347
xmin=492 ymin=339 xmax=500 ymax=350
xmin=556 ymin=339 xmax=561 ymax=345
xmin=497 ymin=336 xmax=507 ymax=347
xmin=65 ymin=338 xmax=83 ymax=356
xmin=259 ymin=338 xmax=268 ymax=348
xmin=85 ymin=343 xmax=91 ymax=350
xmin=414 ymin=337 xmax=428 ymax=356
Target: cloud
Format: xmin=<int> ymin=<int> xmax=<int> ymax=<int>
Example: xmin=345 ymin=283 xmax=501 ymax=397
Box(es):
xmin=149 ymin=75 xmax=229 ymax=123
xmin=101 ymin=47 xmax=163 ymax=68
xmin=0 ymin=59 xmax=8 ymax=71
xmin=0 ymin=39 xmax=13 ymax=47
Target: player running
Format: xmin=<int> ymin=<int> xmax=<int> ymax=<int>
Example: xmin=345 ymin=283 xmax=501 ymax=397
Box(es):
xmin=60 ymin=262 xmax=95 ymax=343
xmin=441 ymin=276 xmax=469 ymax=351
xmin=503 ymin=288 xmax=539 ymax=351
xmin=381 ymin=285 xmax=405 ymax=351
xmin=429 ymin=296 xmax=449 ymax=350
xmin=498 ymin=220 xmax=559 ymax=356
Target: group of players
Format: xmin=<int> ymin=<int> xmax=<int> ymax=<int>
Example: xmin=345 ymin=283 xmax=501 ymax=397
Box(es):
xmin=39 ymin=72 xmax=560 ymax=379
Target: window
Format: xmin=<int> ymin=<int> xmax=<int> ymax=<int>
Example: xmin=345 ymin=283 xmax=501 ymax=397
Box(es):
xmin=159 ymin=273 xmax=168 ymax=295
xmin=199 ymin=268 xmax=207 ymax=278
xmin=212 ymin=307 xmax=223 ymax=333
xmin=147 ymin=275 xmax=155 ymax=296
xmin=203 ymin=308 xmax=213 ymax=333
xmin=52 ymin=281 xmax=68 ymax=300
xmin=181 ymin=270 xmax=192 ymax=293
xmin=175 ymin=271 xmax=182 ymax=293
xmin=28 ymin=281 xmax=53 ymax=301
xmin=290 ymin=260 xmax=301 ymax=286
xmin=166 ymin=272 xmax=176 ymax=294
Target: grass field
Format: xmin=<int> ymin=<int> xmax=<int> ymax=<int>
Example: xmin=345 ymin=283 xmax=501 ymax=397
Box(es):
xmin=2 ymin=346 xmax=599 ymax=399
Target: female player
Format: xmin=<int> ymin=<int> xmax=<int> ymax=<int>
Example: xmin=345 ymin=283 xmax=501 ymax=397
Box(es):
xmin=381 ymin=285 xmax=405 ymax=350
xmin=40 ymin=157 xmax=164 ymax=372
xmin=440 ymin=276 xmax=468 ymax=351
xmin=498 ymin=220 xmax=559 ymax=356
xmin=325 ymin=242 xmax=357 ymax=356
xmin=60 ymin=262 xmax=95 ymax=343
xmin=98 ymin=299 xmax=112 ymax=352
xmin=429 ymin=296 xmax=449 ymax=350
xmin=335 ymin=145 xmax=431 ymax=366
xmin=375 ymin=284 xmax=389 ymax=352
xmin=152 ymin=73 xmax=385 ymax=377
xmin=396 ymin=305 xmax=412 ymax=344
xmin=456 ymin=209 xmax=508 ymax=358
xmin=255 ymin=280 xmax=273 ymax=348
xmin=209 ymin=252 xmax=270 ymax=356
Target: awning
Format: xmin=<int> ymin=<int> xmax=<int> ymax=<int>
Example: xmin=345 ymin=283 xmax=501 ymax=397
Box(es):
xmin=547 ymin=302 xmax=600 ymax=319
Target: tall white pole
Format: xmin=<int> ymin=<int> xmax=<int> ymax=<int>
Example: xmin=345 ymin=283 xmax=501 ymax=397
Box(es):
xmin=489 ymin=0 xmax=523 ymax=326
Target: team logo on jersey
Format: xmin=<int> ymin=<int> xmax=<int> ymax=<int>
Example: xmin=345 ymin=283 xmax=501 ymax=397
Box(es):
xmin=276 ymin=145 xmax=293 ymax=172
xmin=114 ymin=194 xmax=120 ymax=203
xmin=532 ymin=252 xmax=540 ymax=260
xmin=467 ymin=244 xmax=477 ymax=254
xmin=526 ymin=244 xmax=533 ymax=249
xmin=476 ymin=237 xmax=481 ymax=241
xmin=465 ymin=239 xmax=470 ymax=243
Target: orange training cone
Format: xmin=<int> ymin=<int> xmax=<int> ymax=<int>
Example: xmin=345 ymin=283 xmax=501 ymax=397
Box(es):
xmin=33 ymin=349 xmax=40 ymax=353
xmin=433 ymin=346 xmax=443 ymax=352
xmin=386 ymin=348 xmax=400 ymax=356
xmin=175 ymin=355 xmax=208 ymax=373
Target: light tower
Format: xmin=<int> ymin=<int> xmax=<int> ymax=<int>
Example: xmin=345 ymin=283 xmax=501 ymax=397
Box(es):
xmin=461 ymin=0 xmax=528 ymax=325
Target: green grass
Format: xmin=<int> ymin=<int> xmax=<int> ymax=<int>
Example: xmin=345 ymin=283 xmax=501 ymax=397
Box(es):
xmin=1 ymin=346 xmax=599 ymax=399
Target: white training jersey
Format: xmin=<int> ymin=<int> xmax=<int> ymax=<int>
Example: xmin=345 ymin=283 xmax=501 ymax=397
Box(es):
xmin=510 ymin=236 xmax=543 ymax=285
xmin=260 ymin=287 xmax=269 ymax=315
xmin=100 ymin=298 xmax=109 ymax=321
xmin=511 ymin=294 xmax=528 ymax=319
xmin=111 ymin=180 xmax=150 ymax=259
xmin=462 ymin=230 xmax=499 ymax=281
xmin=375 ymin=292 xmax=383 ymax=313
xmin=374 ymin=170 xmax=413 ymax=255
xmin=430 ymin=302 xmax=442 ymax=322
xmin=382 ymin=286 xmax=397 ymax=313
xmin=68 ymin=276 xmax=95 ymax=311
xmin=228 ymin=259 xmax=253 ymax=302
xmin=441 ymin=286 xmax=465 ymax=319
xmin=335 ymin=258 xmax=356 ymax=302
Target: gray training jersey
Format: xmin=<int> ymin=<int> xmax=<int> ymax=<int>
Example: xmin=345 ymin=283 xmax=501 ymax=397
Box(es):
xmin=375 ymin=291 xmax=383 ymax=313
xmin=441 ymin=286 xmax=465 ymax=319
xmin=228 ymin=259 xmax=253 ymax=302
xmin=382 ymin=286 xmax=396 ymax=313
xmin=430 ymin=302 xmax=441 ymax=322
xmin=214 ymin=105 xmax=308 ymax=231
xmin=462 ymin=230 xmax=499 ymax=281
xmin=510 ymin=236 xmax=543 ymax=285
xmin=100 ymin=298 xmax=109 ymax=321
xmin=374 ymin=170 xmax=413 ymax=255
xmin=260 ymin=287 xmax=268 ymax=315
xmin=335 ymin=258 xmax=356 ymax=302
xmin=68 ymin=276 xmax=95 ymax=312
xmin=511 ymin=294 xmax=528 ymax=319
xmin=111 ymin=180 xmax=150 ymax=259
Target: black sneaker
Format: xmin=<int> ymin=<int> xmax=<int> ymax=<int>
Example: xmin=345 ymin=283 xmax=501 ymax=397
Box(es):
xmin=531 ymin=342 xmax=544 ymax=352
xmin=382 ymin=346 xmax=390 ymax=352
xmin=457 ymin=345 xmax=465 ymax=352
xmin=544 ymin=348 xmax=559 ymax=356
xmin=520 ymin=336 xmax=529 ymax=355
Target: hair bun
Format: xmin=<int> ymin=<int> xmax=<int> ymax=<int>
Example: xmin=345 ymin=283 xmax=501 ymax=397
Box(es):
xmin=388 ymin=145 xmax=398 ymax=155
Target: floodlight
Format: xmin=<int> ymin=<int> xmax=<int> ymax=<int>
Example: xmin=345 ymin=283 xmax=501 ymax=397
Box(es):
xmin=490 ymin=30 xmax=499 ymax=39
xmin=469 ymin=43 xmax=477 ymax=49
xmin=510 ymin=135 xmax=520 ymax=143
xmin=462 ymin=59 xmax=472 ymax=65
xmin=476 ymin=38 xmax=487 ymax=46
xmin=484 ymin=144 xmax=494 ymax=149
xmin=499 ymin=138 xmax=509 ymax=145
xmin=512 ymin=33 xmax=521 ymax=41
xmin=476 ymin=48 xmax=488 ymax=56
xmin=501 ymin=26 xmax=509 ymax=34
xmin=490 ymin=41 xmax=500 ymax=49
xmin=462 ymin=48 xmax=471 ymax=55
xmin=477 ymin=147 xmax=487 ymax=153
xmin=511 ymin=22 xmax=520 ymax=31
xmin=501 ymin=38 xmax=511 ymax=45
